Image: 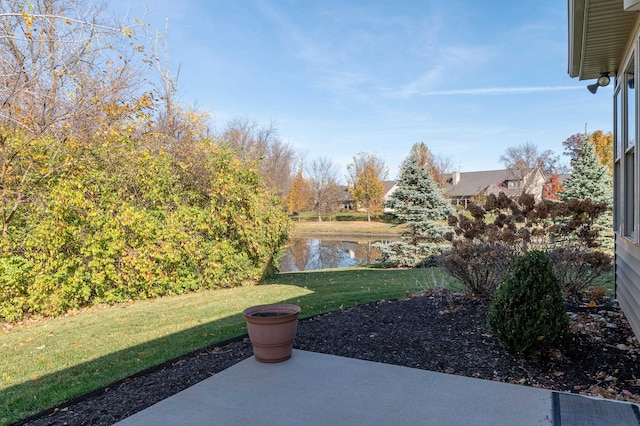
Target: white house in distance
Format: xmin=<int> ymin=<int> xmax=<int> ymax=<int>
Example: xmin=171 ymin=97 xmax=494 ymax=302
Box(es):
xmin=568 ymin=0 xmax=640 ymax=338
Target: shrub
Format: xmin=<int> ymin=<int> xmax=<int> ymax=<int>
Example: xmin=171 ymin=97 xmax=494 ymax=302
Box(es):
xmin=440 ymin=241 xmax=514 ymax=299
xmin=547 ymin=248 xmax=612 ymax=296
xmin=376 ymin=241 xmax=444 ymax=268
xmin=0 ymin=256 xmax=32 ymax=322
xmin=0 ymin=144 xmax=292 ymax=322
xmin=487 ymin=250 xmax=569 ymax=354
xmin=445 ymin=195 xmax=612 ymax=303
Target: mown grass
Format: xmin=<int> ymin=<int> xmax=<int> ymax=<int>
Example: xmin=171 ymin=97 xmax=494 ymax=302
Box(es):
xmin=0 ymin=267 xmax=459 ymax=425
xmin=291 ymin=211 xmax=394 ymax=222
xmin=292 ymin=220 xmax=405 ymax=236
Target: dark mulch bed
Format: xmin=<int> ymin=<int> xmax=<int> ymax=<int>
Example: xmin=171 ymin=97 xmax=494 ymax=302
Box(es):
xmin=20 ymin=289 xmax=640 ymax=425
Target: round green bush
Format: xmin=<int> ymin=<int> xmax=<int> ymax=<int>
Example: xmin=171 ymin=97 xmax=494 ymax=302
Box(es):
xmin=487 ymin=250 xmax=569 ymax=354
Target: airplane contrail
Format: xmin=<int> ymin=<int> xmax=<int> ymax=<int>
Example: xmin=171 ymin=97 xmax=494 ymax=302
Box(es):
xmin=418 ymin=86 xmax=584 ymax=96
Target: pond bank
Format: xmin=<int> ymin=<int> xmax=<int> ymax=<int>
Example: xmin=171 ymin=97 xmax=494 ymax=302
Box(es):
xmin=292 ymin=221 xmax=405 ymax=237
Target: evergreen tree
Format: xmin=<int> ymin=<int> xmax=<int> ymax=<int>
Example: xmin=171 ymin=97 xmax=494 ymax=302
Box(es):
xmin=559 ymin=139 xmax=613 ymax=249
xmin=560 ymin=138 xmax=612 ymax=206
xmin=378 ymin=147 xmax=454 ymax=267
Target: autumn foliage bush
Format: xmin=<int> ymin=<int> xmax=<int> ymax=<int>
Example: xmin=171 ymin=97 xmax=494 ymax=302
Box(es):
xmin=0 ymin=1 xmax=299 ymax=322
xmin=547 ymin=248 xmax=612 ymax=296
xmin=0 ymin=137 xmax=291 ymax=322
xmin=439 ymin=241 xmax=513 ymax=300
xmin=441 ymin=193 xmax=612 ymax=299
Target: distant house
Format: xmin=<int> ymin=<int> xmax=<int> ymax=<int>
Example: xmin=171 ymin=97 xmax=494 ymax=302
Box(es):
xmin=443 ymin=168 xmax=548 ymax=208
xmin=337 ymin=186 xmax=355 ymax=210
xmin=345 ymin=171 xmax=568 ymax=211
xmin=554 ymin=173 xmax=572 ymax=187
xmin=339 ymin=180 xmax=398 ymax=211
xmin=382 ymin=180 xmax=397 ymax=204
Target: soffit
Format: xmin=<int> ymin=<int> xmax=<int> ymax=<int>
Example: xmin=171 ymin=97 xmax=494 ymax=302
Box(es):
xmin=569 ymin=0 xmax=638 ymax=80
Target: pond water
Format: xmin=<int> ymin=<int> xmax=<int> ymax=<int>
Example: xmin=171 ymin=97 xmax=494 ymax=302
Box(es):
xmin=278 ymin=236 xmax=396 ymax=272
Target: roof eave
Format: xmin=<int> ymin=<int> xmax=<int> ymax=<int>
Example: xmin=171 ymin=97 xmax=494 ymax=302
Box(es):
xmin=568 ymin=0 xmax=586 ymax=79
xmin=568 ymin=0 xmax=639 ymax=81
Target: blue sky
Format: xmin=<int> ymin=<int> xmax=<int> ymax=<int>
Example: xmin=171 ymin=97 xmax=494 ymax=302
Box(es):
xmin=112 ymin=0 xmax=612 ymax=180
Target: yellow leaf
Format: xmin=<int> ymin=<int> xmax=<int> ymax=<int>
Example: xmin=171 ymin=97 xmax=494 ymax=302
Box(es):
xmin=588 ymin=300 xmax=597 ymax=307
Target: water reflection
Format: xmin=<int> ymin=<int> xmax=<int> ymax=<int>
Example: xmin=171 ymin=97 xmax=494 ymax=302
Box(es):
xmin=278 ymin=237 xmax=389 ymax=272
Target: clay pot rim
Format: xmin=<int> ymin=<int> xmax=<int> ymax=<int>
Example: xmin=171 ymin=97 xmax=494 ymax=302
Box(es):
xmin=243 ymin=303 xmax=301 ymax=317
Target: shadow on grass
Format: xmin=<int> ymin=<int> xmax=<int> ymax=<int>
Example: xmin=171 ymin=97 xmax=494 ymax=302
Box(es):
xmin=5 ymin=267 xmax=451 ymax=425
xmin=6 ymin=313 xmax=250 ymax=425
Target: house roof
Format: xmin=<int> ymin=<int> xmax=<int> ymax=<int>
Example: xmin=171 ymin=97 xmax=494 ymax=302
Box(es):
xmin=568 ymin=0 xmax=638 ymax=80
xmin=444 ymin=169 xmax=525 ymax=198
xmin=383 ymin=180 xmax=397 ymax=194
xmin=555 ymin=173 xmax=572 ymax=184
xmin=337 ymin=186 xmax=353 ymax=203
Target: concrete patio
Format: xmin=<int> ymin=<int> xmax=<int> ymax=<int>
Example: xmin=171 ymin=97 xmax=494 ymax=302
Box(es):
xmin=115 ymin=349 xmax=556 ymax=425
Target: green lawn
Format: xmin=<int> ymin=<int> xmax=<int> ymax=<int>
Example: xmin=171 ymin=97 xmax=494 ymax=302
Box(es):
xmin=0 ymin=267 xmax=459 ymax=425
xmin=292 ymin=219 xmax=406 ymax=235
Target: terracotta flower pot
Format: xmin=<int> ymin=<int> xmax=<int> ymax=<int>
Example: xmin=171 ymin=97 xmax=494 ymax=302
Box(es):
xmin=243 ymin=303 xmax=301 ymax=363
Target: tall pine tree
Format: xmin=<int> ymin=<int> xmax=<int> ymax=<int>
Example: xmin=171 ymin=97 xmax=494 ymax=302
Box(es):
xmin=560 ymin=138 xmax=613 ymax=249
xmin=560 ymin=138 xmax=612 ymax=206
xmin=378 ymin=147 xmax=454 ymax=267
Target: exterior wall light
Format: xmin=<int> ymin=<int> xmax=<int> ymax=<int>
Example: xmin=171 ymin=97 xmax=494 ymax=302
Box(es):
xmin=587 ymin=73 xmax=611 ymax=94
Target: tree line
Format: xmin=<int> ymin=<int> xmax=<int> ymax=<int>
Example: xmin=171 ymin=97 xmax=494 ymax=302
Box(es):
xmin=286 ymin=130 xmax=613 ymax=223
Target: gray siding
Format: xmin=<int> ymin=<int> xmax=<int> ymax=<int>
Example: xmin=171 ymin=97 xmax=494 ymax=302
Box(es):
xmin=615 ymin=235 xmax=640 ymax=339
